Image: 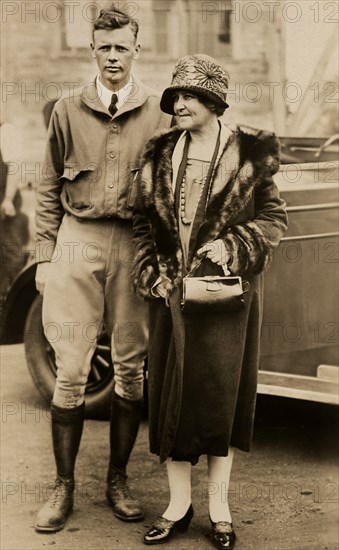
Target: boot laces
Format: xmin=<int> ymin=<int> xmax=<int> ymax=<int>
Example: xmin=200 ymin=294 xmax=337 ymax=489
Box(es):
xmin=109 ymin=475 xmax=133 ymax=500
xmin=47 ymin=479 xmax=73 ymax=508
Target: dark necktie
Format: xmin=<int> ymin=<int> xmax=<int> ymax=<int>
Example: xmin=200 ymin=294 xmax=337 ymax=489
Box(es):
xmin=108 ymin=93 xmax=118 ymax=116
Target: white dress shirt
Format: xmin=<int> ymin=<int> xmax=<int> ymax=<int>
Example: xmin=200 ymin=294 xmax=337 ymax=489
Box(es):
xmin=96 ymin=76 xmax=133 ymax=111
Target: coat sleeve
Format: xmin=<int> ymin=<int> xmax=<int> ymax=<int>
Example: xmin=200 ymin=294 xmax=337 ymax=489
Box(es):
xmin=222 ymin=139 xmax=288 ymax=276
xmin=34 ymin=106 xmax=65 ymax=262
xmin=132 ymin=163 xmax=160 ymax=300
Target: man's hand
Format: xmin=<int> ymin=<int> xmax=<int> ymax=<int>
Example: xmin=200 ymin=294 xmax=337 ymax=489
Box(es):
xmin=35 ymin=262 xmax=51 ymax=295
xmin=197 ymin=239 xmax=231 ymax=273
xmin=0 ymin=198 xmax=16 ymax=218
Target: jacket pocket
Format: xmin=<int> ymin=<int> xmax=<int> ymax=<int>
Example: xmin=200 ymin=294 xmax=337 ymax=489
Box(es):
xmin=127 ymin=168 xmax=139 ymax=209
xmin=60 ymin=165 xmax=94 ymax=211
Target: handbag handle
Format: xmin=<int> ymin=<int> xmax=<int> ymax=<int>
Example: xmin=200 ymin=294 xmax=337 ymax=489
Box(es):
xmin=221 ymin=263 xmax=231 ymax=276
xmin=187 ymin=254 xmax=230 ymax=277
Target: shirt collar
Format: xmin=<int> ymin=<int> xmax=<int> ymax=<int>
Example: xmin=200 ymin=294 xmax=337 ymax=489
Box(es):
xmin=96 ymin=75 xmax=133 ymax=111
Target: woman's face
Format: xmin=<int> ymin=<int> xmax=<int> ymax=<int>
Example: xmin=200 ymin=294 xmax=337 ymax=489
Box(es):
xmin=173 ymin=92 xmax=216 ymax=132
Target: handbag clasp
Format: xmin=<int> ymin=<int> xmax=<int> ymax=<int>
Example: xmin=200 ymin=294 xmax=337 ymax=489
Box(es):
xmin=206 ymin=281 xmax=223 ymax=292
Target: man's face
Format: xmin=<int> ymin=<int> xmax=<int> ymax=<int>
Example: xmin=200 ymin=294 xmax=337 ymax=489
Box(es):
xmin=91 ymin=26 xmax=140 ymax=90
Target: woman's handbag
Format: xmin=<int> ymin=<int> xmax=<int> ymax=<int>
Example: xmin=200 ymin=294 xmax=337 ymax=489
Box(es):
xmin=181 ymin=260 xmax=249 ymax=313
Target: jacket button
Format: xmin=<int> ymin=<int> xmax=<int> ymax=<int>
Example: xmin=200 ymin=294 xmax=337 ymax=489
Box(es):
xmin=112 ymin=123 xmax=118 ymax=131
xmin=109 ymin=151 xmax=116 ymax=159
xmin=108 ymin=183 xmax=114 ymax=188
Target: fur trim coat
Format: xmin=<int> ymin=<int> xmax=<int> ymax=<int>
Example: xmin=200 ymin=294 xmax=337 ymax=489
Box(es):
xmin=133 ymin=124 xmax=288 ymax=464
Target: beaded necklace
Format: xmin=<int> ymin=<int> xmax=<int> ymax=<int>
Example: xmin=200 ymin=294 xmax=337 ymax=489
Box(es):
xmin=174 ymin=125 xmax=221 ymax=261
xmin=179 ymin=174 xmax=206 ymax=225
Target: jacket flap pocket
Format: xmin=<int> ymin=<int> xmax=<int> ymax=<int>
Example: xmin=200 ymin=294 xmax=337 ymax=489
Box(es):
xmin=60 ymin=165 xmax=94 ymax=182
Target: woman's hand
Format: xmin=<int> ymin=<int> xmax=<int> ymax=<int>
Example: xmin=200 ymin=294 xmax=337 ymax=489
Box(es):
xmin=151 ymin=275 xmax=172 ymax=299
xmin=197 ymin=239 xmax=231 ymax=273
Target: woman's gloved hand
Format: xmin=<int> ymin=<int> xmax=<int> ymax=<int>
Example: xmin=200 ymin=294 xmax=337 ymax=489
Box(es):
xmin=197 ymin=239 xmax=231 ymax=274
xmin=151 ymin=275 xmax=172 ymax=300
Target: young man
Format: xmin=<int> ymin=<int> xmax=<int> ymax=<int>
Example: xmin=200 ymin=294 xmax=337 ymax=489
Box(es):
xmin=34 ymin=5 xmax=169 ymax=532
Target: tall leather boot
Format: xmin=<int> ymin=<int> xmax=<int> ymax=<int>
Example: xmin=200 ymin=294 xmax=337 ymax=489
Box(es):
xmin=35 ymin=402 xmax=85 ymax=532
xmin=106 ymin=392 xmax=144 ymax=521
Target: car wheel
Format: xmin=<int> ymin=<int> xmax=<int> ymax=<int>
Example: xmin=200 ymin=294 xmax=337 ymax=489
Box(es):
xmin=23 ymin=294 xmax=114 ymax=419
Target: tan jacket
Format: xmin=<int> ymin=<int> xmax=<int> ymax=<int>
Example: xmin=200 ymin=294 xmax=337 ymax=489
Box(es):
xmin=35 ymin=76 xmax=169 ymax=261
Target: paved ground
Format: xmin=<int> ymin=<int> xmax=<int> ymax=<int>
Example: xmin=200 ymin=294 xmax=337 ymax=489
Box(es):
xmin=1 ymin=343 xmax=338 ymax=550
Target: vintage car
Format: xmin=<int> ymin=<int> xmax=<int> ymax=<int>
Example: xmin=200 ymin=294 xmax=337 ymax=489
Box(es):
xmin=1 ymin=135 xmax=338 ymax=418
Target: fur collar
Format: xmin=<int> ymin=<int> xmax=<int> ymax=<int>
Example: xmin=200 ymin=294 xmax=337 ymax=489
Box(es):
xmin=138 ymin=123 xmax=280 ymax=261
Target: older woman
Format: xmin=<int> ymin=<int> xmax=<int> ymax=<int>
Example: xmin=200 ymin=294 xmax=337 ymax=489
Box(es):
xmin=132 ymin=54 xmax=287 ymax=549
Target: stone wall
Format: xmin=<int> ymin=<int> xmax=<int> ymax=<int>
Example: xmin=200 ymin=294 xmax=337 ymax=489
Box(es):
xmin=1 ymin=0 xmax=271 ymax=164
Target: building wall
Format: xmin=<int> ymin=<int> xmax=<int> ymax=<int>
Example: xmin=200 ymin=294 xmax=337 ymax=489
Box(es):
xmin=1 ymin=0 xmax=272 ymax=167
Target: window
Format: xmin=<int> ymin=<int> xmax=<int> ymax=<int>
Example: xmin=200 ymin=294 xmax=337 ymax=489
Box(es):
xmin=218 ymin=8 xmax=231 ymax=44
xmin=153 ymin=9 xmax=169 ymax=55
xmin=60 ymin=1 xmax=96 ymax=51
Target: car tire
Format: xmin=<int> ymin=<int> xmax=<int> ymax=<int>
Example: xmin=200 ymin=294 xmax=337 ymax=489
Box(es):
xmin=23 ymin=294 xmax=114 ymax=420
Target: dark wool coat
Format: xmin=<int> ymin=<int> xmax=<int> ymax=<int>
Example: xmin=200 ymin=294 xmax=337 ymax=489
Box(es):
xmin=132 ymin=124 xmax=288 ymax=464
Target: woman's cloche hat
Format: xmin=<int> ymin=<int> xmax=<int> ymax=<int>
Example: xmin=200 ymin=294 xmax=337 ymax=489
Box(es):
xmin=160 ymin=54 xmax=230 ymax=115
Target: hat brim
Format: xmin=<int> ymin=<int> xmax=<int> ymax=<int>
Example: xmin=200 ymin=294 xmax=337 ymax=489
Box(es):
xmin=160 ymin=85 xmax=229 ymax=115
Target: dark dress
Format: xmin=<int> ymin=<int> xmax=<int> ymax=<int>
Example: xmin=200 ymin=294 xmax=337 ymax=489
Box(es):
xmin=132 ymin=125 xmax=288 ymax=464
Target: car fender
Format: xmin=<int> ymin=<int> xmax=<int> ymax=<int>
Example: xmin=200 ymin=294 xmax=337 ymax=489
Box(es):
xmin=1 ymin=262 xmax=38 ymax=345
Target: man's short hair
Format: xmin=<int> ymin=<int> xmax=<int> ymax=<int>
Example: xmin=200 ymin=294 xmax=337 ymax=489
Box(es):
xmin=93 ymin=4 xmax=139 ymax=40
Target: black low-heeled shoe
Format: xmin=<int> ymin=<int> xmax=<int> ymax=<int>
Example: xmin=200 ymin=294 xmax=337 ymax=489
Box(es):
xmin=207 ymin=520 xmax=236 ymax=550
xmin=143 ymin=504 xmax=194 ymax=545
